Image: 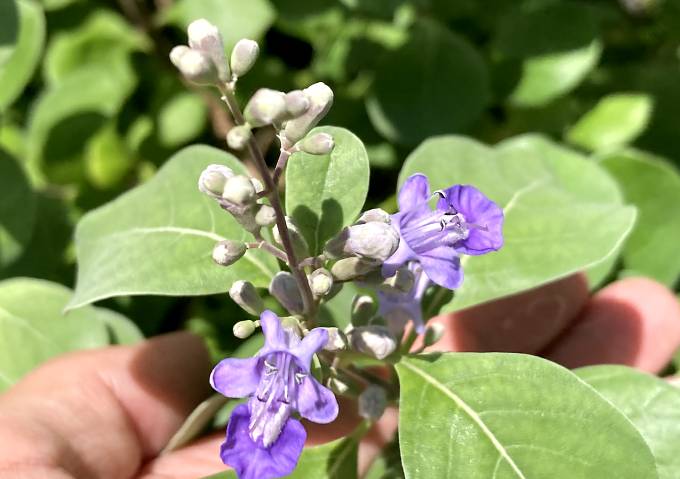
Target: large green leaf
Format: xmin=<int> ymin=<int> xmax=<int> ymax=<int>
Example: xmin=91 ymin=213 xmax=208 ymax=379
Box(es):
xmin=0 ymin=150 xmax=36 ymax=268
xmin=366 ymin=19 xmax=489 ymax=146
xmin=0 ymin=0 xmax=19 ymax=66
xmin=68 ymin=145 xmax=278 ymax=309
xmin=577 ymin=365 xmax=680 ymax=479
xmin=599 ymin=150 xmax=680 ymax=286
xmin=157 ymin=92 xmax=208 ymax=148
xmin=0 ymin=0 xmax=45 ymax=110
xmin=286 ymin=126 xmax=370 ymax=254
xmin=0 ymin=278 xmax=141 ymax=391
xmin=396 ymin=354 xmax=658 ymax=479
xmin=399 ymin=134 xmax=636 ymax=312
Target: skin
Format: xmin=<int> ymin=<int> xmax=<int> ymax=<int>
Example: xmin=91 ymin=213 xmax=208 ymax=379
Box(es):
xmin=0 ymin=275 xmax=679 ymax=478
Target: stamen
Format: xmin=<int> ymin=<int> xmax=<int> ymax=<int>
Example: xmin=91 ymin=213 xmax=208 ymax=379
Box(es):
xmin=295 ymin=372 xmax=307 ymax=385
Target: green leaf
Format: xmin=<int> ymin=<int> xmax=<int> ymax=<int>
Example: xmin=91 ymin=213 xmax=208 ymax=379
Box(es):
xmin=495 ymin=2 xmax=602 ymax=108
xmin=68 ymin=145 xmax=278 ymax=309
xmin=399 ymin=134 xmax=636 ymax=312
xmin=567 ymin=94 xmax=653 ymax=152
xmin=85 ymin=123 xmax=136 ymax=190
xmin=0 ymin=278 xmax=137 ymax=391
xmin=396 ymin=354 xmax=658 ymax=479
xmin=599 ymin=150 xmax=680 ymax=286
xmin=160 ymin=0 xmax=275 ymax=51
xmin=577 ymin=365 xmax=680 ymax=479
xmin=286 ymin=126 xmax=370 ymax=254
xmin=0 ymin=0 xmax=19 ymax=66
xmin=366 ymin=19 xmax=489 ymax=146
xmin=157 ymin=92 xmax=208 ymax=148
xmin=0 ymin=150 xmax=36 ymax=268
xmin=0 ymin=0 xmax=45 ymax=111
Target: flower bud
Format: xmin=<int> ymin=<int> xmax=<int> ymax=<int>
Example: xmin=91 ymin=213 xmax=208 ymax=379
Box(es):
xmin=309 ymin=268 xmax=333 ymax=297
xmin=351 ymin=294 xmax=376 ymax=326
xmin=322 ymin=327 xmax=347 ymax=352
xmin=331 ymin=257 xmax=377 ymax=281
xmin=233 ymin=320 xmax=257 ymax=339
xmin=255 ymin=205 xmax=277 ymax=227
xmin=230 ymin=39 xmax=259 ymax=78
xmin=380 ymin=266 xmax=415 ymax=294
xmin=187 ymin=19 xmax=229 ymax=81
xmin=283 ymin=82 xmax=334 ymax=143
xmin=212 ymin=240 xmax=247 ymax=266
xmin=358 ymin=385 xmax=387 ymax=421
xmin=269 ymin=272 xmax=304 ymax=315
xmin=244 ymin=88 xmax=287 ymax=127
xmin=328 ymin=377 xmax=350 ymax=395
xmin=423 ymin=323 xmax=445 ymax=347
xmin=357 ymin=208 xmax=391 ymax=224
xmin=229 ymin=280 xmax=264 ymax=316
xmin=198 ymin=164 xmax=234 ymax=197
xmin=222 ymin=175 xmax=256 ymax=205
xmin=284 ymin=90 xmax=310 ymax=118
xmin=350 ymin=326 xmax=397 ymax=360
xmin=226 ymin=125 xmax=252 ymax=150
xmin=170 ymin=46 xmax=219 ymax=85
xmin=299 ymin=133 xmax=334 ymax=155
xmin=273 ymin=217 xmax=309 ymax=260
xmin=325 ymin=222 xmax=399 ymax=263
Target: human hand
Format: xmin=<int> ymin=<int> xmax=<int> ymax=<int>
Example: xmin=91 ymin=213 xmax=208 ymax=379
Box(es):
xmin=1 ymin=275 xmax=678 ymax=479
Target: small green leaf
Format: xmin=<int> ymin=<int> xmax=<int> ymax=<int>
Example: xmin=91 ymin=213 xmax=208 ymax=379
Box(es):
xmin=396 ymin=354 xmax=658 ymax=479
xmin=286 ymin=126 xmax=369 ymax=254
xmin=69 ymin=145 xmax=278 ymax=309
xmin=157 ymin=92 xmax=208 ymax=148
xmin=85 ymin=124 xmax=135 ymax=190
xmin=399 ymin=134 xmax=636 ymax=312
xmin=0 ymin=0 xmax=45 ymax=110
xmin=599 ymin=150 xmax=680 ymax=286
xmin=577 ymin=365 xmax=680 ymax=479
xmin=366 ymin=18 xmax=489 ymax=146
xmin=567 ymin=94 xmax=653 ymax=152
xmin=0 ymin=278 xmax=137 ymax=391
xmin=0 ymin=150 xmax=36 ymax=268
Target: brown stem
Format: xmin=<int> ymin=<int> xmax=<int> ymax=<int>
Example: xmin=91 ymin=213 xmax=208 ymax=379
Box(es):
xmin=246 ymin=241 xmax=288 ymax=262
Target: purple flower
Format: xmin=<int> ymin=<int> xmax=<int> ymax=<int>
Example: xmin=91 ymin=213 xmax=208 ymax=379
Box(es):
xmin=382 ymin=174 xmax=503 ymax=290
xmin=211 ymin=310 xmax=339 ymax=479
xmin=378 ymin=262 xmax=430 ymax=334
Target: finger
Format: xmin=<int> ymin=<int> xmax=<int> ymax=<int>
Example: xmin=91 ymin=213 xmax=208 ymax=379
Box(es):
xmin=0 ymin=332 xmax=212 ymax=479
xmin=423 ymin=274 xmax=589 ymax=354
xmin=542 ymin=277 xmax=680 ymax=373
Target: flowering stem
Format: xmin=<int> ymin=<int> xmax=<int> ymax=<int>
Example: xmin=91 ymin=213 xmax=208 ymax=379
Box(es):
xmin=246 ymin=241 xmax=288 ymax=262
xmin=218 ymin=84 xmax=317 ymax=318
xmin=272 ymin=150 xmax=291 ymax=185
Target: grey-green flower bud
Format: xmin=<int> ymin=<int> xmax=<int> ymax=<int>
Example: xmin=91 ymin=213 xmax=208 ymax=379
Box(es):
xmin=358 ymin=385 xmax=387 ymax=421
xmin=244 ymin=88 xmax=287 ymax=127
xmin=229 ymin=280 xmax=264 ymax=316
xmin=170 ymin=46 xmax=219 ymax=85
xmin=351 ymin=295 xmax=376 ymax=327
xmin=309 ymin=268 xmax=333 ymax=297
xmin=198 ymin=164 xmax=234 ymax=197
xmin=226 ymin=125 xmax=252 ymax=150
xmin=222 ymin=175 xmax=256 ymax=205
xmin=357 ymin=208 xmax=391 ymax=224
xmin=283 ymin=82 xmax=334 ymax=143
xmin=273 ymin=217 xmax=309 ymax=260
xmin=269 ymin=272 xmax=304 ymax=315
xmin=212 ymin=240 xmax=247 ymax=266
xmin=325 ymin=222 xmax=399 ymax=264
xmin=331 ymin=257 xmax=377 ymax=281
xmin=230 ymin=39 xmax=259 ymax=78
xmin=187 ymin=19 xmax=230 ymax=81
xmin=350 ymin=326 xmax=397 ymax=360
xmin=284 ymin=90 xmax=310 ymax=118
xmin=322 ymin=327 xmax=347 ymax=352
xmin=299 ymin=133 xmax=334 ymax=155
xmin=233 ymin=320 xmax=257 ymax=339
xmin=380 ymin=266 xmax=415 ymax=294
xmin=423 ymin=323 xmax=445 ymax=347
xmin=255 ymin=205 xmax=277 ymax=227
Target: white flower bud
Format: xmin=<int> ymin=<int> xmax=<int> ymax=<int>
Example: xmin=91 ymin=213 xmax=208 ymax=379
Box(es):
xmin=187 ymin=19 xmax=229 ymax=81
xmin=230 ymin=39 xmax=259 ymax=77
xmin=351 ymin=294 xmax=376 ymax=326
xmin=322 ymin=327 xmax=347 ymax=352
xmin=222 ymin=175 xmax=256 ymax=205
xmin=299 ymin=133 xmax=334 ymax=155
xmin=325 ymin=222 xmax=399 ymax=263
xmin=284 ymin=90 xmax=310 ymax=118
xmin=226 ymin=125 xmax=252 ymax=150
xmin=229 ymin=280 xmax=264 ymax=316
xmin=170 ymin=46 xmax=219 ymax=85
xmin=330 ymin=257 xmax=377 ymax=281
xmin=273 ymin=217 xmax=309 ymax=259
xmin=269 ymin=272 xmax=304 ymax=314
xmin=283 ymin=82 xmax=334 ymax=143
xmin=350 ymin=326 xmax=397 ymax=360
xmin=357 ymin=208 xmax=391 ymax=224
xmin=358 ymin=385 xmax=387 ymax=421
xmin=212 ymin=240 xmax=247 ymax=266
xmin=233 ymin=320 xmax=257 ymax=339
xmin=424 ymin=323 xmax=445 ymax=347
xmin=198 ymin=164 xmax=234 ymax=197
xmin=309 ymin=268 xmax=333 ymax=297
xmin=255 ymin=205 xmax=277 ymax=227
xmin=328 ymin=377 xmax=350 ymax=395
xmin=244 ymin=88 xmax=287 ymax=127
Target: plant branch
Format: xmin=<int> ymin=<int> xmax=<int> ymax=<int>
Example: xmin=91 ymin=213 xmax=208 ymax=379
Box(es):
xmin=246 ymin=241 xmax=288 ymax=262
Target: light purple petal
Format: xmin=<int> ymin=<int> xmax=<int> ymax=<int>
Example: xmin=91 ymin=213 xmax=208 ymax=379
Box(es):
xmin=398 ymin=174 xmax=430 ymax=211
xmin=382 ymin=238 xmax=416 ymax=278
xmin=419 ymin=246 xmax=464 ymax=290
xmin=260 ymin=310 xmax=288 ymax=352
xmin=210 ymin=357 xmax=260 ymax=398
xmin=444 ymin=185 xmax=504 ymax=255
xmin=296 ymin=376 xmax=339 ymax=424
xmin=292 ymin=328 xmax=328 ymax=371
xmin=220 ymin=404 xmax=306 ymax=479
